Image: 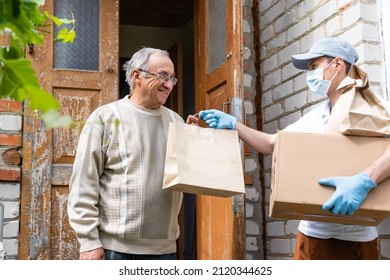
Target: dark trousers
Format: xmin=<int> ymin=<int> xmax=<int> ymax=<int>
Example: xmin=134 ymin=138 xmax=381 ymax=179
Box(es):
xmin=293 ymin=231 xmax=378 ymax=260
xmin=104 ymin=249 xmax=177 ymax=260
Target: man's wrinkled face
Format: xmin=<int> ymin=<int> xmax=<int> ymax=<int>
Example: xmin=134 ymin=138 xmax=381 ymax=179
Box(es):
xmin=138 ymin=54 xmax=176 ymax=109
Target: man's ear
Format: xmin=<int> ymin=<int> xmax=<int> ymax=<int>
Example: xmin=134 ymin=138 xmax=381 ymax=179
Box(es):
xmin=334 ymin=57 xmax=344 ymax=69
xmin=132 ymin=69 xmax=141 ymax=82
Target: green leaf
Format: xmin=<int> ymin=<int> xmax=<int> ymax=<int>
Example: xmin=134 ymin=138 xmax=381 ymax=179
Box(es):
xmin=23 ymin=85 xmax=60 ymax=112
xmin=56 ymin=27 xmax=75 ymax=43
xmin=40 ymin=109 xmax=74 ymax=129
xmin=4 ymin=58 xmax=40 ymax=88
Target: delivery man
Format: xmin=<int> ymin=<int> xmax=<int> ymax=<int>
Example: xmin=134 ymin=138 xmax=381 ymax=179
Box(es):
xmin=199 ymin=37 xmax=390 ymax=260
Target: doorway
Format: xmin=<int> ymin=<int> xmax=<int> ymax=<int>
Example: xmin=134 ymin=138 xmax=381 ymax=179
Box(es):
xmin=119 ymin=0 xmax=196 ymax=260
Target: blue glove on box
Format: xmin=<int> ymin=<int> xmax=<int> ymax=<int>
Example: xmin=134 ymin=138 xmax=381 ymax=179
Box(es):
xmin=199 ymin=109 xmax=237 ymax=130
xmin=319 ymin=172 xmax=377 ymax=215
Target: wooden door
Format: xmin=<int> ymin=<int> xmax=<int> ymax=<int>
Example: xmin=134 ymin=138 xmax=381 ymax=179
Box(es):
xmin=194 ymin=0 xmax=245 ymax=259
xmin=20 ymin=0 xmax=119 ymax=259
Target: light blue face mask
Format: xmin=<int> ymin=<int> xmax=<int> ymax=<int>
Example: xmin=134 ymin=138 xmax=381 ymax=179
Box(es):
xmin=306 ymin=60 xmax=337 ymax=97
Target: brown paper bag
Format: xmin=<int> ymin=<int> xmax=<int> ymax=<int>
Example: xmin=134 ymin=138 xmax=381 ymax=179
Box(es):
xmin=326 ymin=65 xmax=390 ymax=136
xmin=163 ymin=122 xmax=245 ymax=197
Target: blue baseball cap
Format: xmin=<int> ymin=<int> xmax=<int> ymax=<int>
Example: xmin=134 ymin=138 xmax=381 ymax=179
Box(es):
xmin=291 ymin=37 xmax=359 ymax=70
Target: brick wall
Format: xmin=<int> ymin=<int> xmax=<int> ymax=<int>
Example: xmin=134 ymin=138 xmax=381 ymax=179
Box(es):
xmin=246 ymin=0 xmax=390 ymax=259
xmin=0 ymin=99 xmax=22 ymax=259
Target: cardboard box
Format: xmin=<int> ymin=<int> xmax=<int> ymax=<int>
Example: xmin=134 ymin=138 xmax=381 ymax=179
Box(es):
xmin=269 ymin=131 xmax=390 ymax=226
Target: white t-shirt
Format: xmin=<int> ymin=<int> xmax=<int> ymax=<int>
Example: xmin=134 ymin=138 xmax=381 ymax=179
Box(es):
xmin=284 ymin=101 xmax=378 ymax=242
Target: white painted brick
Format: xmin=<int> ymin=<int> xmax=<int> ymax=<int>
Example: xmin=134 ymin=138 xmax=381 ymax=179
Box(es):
xmin=267 ymin=256 xmax=292 ymax=260
xmin=263 ymin=54 xmax=278 ymax=74
xmin=0 ymin=201 xmax=19 ymax=219
xmin=301 ymin=27 xmax=327 ymax=53
xmin=278 ymin=41 xmax=300 ymax=65
xmin=296 ymin=0 xmax=322 ymax=20
xmin=263 ymin=154 xmax=272 ymax=170
xmin=0 ymin=115 xmax=22 ymax=131
xmin=359 ymin=64 xmax=382 ymax=84
xmin=307 ymin=91 xmax=326 ymax=104
xmin=261 ymin=24 xmax=274 ymax=42
xmin=267 ymin=32 xmax=287 ymax=53
xmin=377 ymin=217 xmax=390 ymax=235
xmin=286 ymin=0 xmax=300 ymax=10
xmin=3 ymin=220 xmax=19 ymax=238
xmin=245 ymin=158 xmax=257 ymax=172
xmin=275 ymin=11 xmax=296 ymax=34
xmin=246 ymin=236 xmax=259 ymax=252
xmin=269 ymin=239 xmax=291 ymax=254
xmin=311 ymin=1 xmax=338 ymax=29
xmin=263 ymin=69 xmax=281 ymax=91
xmin=285 ymin=91 xmax=307 ymax=112
xmin=264 ymin=172 xmax=271 ymax=188
xmin=342 ymin=2 xmax=361 ymax=28
xmin=245 ymin=187 xmax=260 ymax=202
xmin=356 ymin=43 xmax=381 ymax=63
xmin=263 ymin=120 xmax=278 ymax=134
xmin=265 ymin=187 xmax=270 ymax=204
xmin=0 ymin=182 xmax=20 ymax=200
xmin=244 ymin=73 xmax=253 ymax=87
xmin=242 ymin=19 xmax=251 ymax=33
xmin=280 ymin=111 xmax=302 ymax=129
xmin=263 ymin=1 xmax=285 ymax=28
xmin=370 ymin=84 xmax=384 ymax=99
xmin=380 ymin=239 xmax=390 ymax=258
xmin=261 ymin=45 xmax=267 ymax=61
xmin=293 ymin=73 xmax=307 ymax=92
xmin=243 ymin=47 xmax=251 ymax=60
xmin=259 ymin=0 xmax=274 ymax=16
xmin=244 ymin=100 xmax=254 ymax=114
xmin=246 ymin=219 xmax=260 ymax=235
xmin=282 ymin=62 xmax=301 ymax=82
xmin=245 ymin=202 xmax=254 ymax=218
xmin=264 ymin=103 xmax=284 ymax=121
xmin=267 ymin=221 xmax=285 ymax=236
xmin=262 ymin=90 xmax=273 ymax=107
xmin=287 ymin=17 xmax=310 ymax=42
xmin=343 ymin=23 xmax=379 ymax=44
xmin=2 ymin=238 xmax=18 ymax=258
xmin=326 ymin=15 xmax=341 ymax=37
xmin=291 ymin=238 xmax=297 ymax=253
xmin=273 ymin=80 xmax=293 ymax=101
xmin=360 ymin=3 xmax=378 ymax=21
xmin=286 ymin=220 xmax=299 ymax=235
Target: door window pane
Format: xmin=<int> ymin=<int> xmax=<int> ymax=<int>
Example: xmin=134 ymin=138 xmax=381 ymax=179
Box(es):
xmin=207 ymin=0 xmax=226 ymax=73
xmin=54 ymin=0 xmax=99 ymax=70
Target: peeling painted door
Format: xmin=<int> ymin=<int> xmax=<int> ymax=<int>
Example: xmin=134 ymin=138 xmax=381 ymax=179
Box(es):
xmin=20 ymin=0 xmax=119 ymax=259
xmin=194 ymin=0 xmax=245 ymax=259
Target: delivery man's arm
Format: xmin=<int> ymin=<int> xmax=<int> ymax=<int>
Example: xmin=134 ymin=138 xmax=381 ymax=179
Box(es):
xmin=364 ymin=143 xmax=390 ymax=184
xmin=319 ymin=143 xmax=390 ymax=215
xmin=199 ymin=109 xmax=276 ymax=154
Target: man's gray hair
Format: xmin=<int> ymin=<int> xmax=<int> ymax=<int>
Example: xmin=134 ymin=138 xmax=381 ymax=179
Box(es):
xmin=123 ymin=47 xmax=170 ymax=92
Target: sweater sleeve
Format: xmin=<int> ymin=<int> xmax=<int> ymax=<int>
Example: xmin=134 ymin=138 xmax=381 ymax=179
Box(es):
xmin=68 ymin=115 xmax=106 ymax=253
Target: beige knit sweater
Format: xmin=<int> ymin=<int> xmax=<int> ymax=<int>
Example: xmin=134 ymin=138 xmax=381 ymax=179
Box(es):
xmin=68 ymin=96 xmax=184 ymax=254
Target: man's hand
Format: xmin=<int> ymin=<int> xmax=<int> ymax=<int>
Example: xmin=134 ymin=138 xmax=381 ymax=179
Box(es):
xmin=79 ymin=247 xmax=105 ymax=260
xmin=199 ymin=109 xmax=237 ymax=130
xmin=319 ymin=173 xmax=377 ymax=215
xmin=186 ymin=114 xmax=199 ymax=125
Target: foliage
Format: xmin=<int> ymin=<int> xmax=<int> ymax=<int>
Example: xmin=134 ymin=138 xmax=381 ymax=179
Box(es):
xmin=0 ymin=0 xmax=76 ymax=128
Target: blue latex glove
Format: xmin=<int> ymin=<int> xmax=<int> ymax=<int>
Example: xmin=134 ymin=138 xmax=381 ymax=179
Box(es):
xmin=199 ymin=109 xmax=237 ymax=130
xmin=319 ymin=173 xmax=377 ymax=215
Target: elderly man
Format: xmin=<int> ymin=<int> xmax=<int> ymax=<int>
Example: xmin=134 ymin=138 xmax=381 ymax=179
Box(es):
xmin=68 ymin=47 xmax=197 ymax=260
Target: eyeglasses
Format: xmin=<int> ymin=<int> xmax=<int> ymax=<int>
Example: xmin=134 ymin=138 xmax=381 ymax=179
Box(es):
xmin=138 ymin=69 xmax=178 ymax=86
